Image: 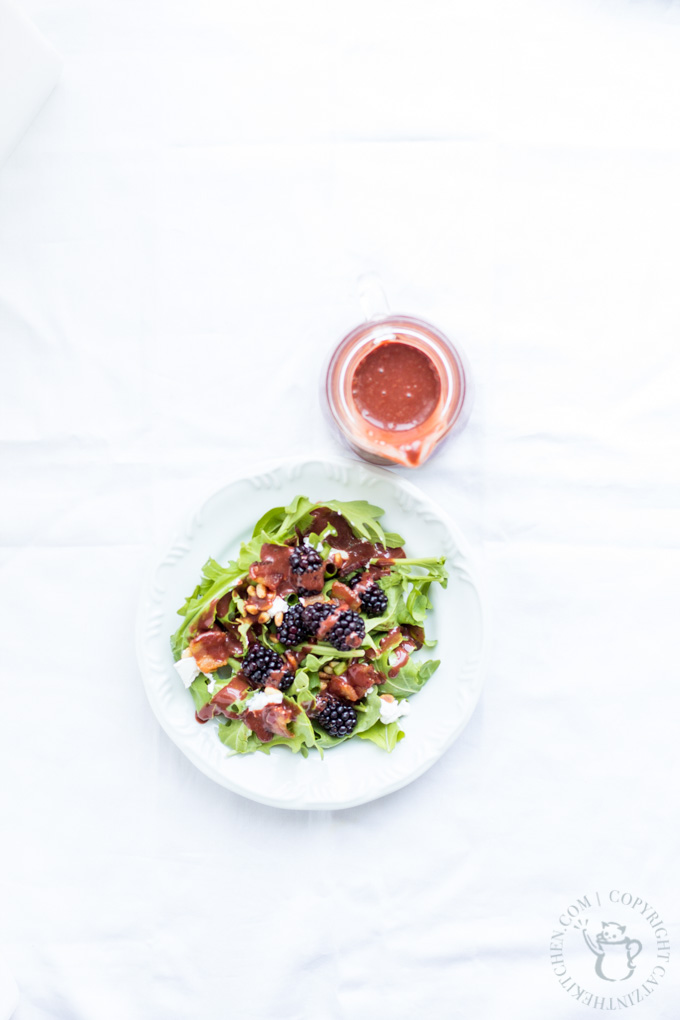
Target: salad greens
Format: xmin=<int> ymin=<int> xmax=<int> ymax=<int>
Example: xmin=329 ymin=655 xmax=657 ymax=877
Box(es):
xmin=171 ymin=495 xmax=447 ymax=757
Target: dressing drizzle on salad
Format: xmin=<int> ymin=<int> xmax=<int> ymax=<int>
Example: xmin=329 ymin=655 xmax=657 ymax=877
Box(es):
xmin=171 ymin=496 xmax=447 ymax=756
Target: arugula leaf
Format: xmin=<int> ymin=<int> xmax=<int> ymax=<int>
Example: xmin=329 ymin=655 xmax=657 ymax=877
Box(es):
xmin=289 ymin=668 xmax=312 ymax=696
xmin=188 ymin=675 xmax=214 ymax=712
xmin=235 ymin=532 xmax=276 ymax=573
xmin=354 ymin=690 xmax=382 ymax=732
xmin=321 ymin=499 xmax=387 ymax=545
xmin=301 ymin=653 xmax=322 ymax=672
xmin=313 ymin=728 xmax=350 ymax=750
xmin=383 ymin=531 xmax=405 ymax=548
xmin=170 ymin=558 xmax=245 ymax=658
xmin=384 ymin=557 xmax=449 ymax=588
xmin=357 ymin=721 xmax=405 ymax=752
xmin=303 ymin=643 xmax=365 ymax=660
xmin=250 ymin=505 xmax=287 ymax=537
xmin=404 ymin=589 xmax=431 ymax=626
xmin=271 ymin=495 xmax=316 ymax=541
xmin=306 ymin=523 xmax=337 ymax=550
xmin=292 ymin=708 xmax=316 ymax=749
xmin=381 ymin=658 xmax=440 ymax=698
xmin=218 ymin=720 xmax=262 ymax=754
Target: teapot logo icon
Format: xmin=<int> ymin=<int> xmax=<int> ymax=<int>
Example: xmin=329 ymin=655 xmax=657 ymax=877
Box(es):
xmin=577 ymin=920 xmax=642 ymax=982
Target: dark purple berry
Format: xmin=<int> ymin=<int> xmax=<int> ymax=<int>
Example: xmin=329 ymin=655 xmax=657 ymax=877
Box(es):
xmin=277 ymin=604 xmax=311 ymax=648
xmin=327 ymin=609 xmax=365 ymax=651
xmin=301 ymin=601 xmax=335 ymax=639
xmin=314 ymin=693 xmax=357 ymax=738
xmin=242 ymin=642 xmax=293 ymax=691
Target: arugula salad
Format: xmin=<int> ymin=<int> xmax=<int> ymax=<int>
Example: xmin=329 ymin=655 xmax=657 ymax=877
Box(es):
xmin=171 ymin=496 xmax=447 ymax=756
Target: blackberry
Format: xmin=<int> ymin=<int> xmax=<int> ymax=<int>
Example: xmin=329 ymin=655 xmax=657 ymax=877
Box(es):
xmin=315 ymin=693 xmax=357 ymax=739
xmin=327 ymin=609 xmax=365 ymax=651
xmin=289 ymin=544 xmax=323 ymax=581
xmin=277 ymin=604 xmax=311 ymax=648
xmin=242 ymin=642 xmax=293 ymax=691
xmin=349 ymin=573 xmax=388 ymax=618
xmin=358 ymin=583 xmax=388 ymax=618
xmin=301 ymin=601 xmax=335 ymax=639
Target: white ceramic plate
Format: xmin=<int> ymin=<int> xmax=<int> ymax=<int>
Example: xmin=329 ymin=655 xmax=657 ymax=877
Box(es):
xmin=136 ymin=457 xmax=485 ymax=810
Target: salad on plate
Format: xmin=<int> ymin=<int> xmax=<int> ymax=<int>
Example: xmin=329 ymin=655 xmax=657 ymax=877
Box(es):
xmin=171 ymin=496 xmax=447 ymax=756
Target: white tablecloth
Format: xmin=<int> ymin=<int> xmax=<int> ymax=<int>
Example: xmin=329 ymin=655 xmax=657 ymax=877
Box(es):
xmin=1 ymin=1 xmax=679 ymax=1017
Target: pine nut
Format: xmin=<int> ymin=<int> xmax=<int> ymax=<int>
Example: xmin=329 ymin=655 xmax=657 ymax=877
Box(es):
xmin=247 ymin=585 xmax=256 ymax=596
xmin=245 ymin=603 xmax=259 ymax=615
xmin=257 ymin=612 xmax=269 ymax=624
xmin=256 ymin=583 xmax=266 ymax=599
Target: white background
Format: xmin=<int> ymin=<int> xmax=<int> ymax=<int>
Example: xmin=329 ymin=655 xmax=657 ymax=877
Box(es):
xmin=1 ymin=0 xmax=679 ymax=1017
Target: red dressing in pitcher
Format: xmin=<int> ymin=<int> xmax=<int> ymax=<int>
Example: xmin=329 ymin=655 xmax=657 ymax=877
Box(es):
xmin=325 ymin=316 xmax=470 ymax=467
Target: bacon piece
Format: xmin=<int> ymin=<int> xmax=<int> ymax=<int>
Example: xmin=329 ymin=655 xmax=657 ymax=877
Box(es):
xmin=189 ymin=626 xmax=243 ymax=672
xmin=243 ymin=701 xmax=299 ymax=742
xmin=326 ymin=662 xmax=384 ymax=702
xmin=331 ymin=580 xmax=361 ymax=610
xmin=346 ymin=662 xmax=384 ymax=697
xmin=379 ymin=627 xmax=403 ymax=654
xmin=249 ymin=544 xmax=296 ymax=596
xmin=284 ymin=649 xmax=306 ymax=670
xmin=196 ymin=675 xmax=250 ymax=722
xmin=325 ymin=674 xmax=361 ymax=702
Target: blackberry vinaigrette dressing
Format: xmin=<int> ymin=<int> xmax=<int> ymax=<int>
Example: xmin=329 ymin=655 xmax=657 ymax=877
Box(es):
xmin=325 ymin=315 xmax=471 ymax=467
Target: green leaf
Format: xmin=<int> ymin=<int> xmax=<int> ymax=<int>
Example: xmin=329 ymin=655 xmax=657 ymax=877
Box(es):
xmin=354 ymin=690 xmax=382 ymax=732
xmin=417 ymin=659 xmax=440 ymax=683
xmin=188 ymin=675 xmax=213 ymax=712
xmin=251 ymin=505 xmax=287 ymax=538
xmin=170 ymin=557 xmax=245 ymax=657
xmin=306 ymin=523 xmax=337 ymax=550
xmin=301 ymin=653 xmax=322 ymax=672
xmin=357 ymin=721 xmax=405 ymax=752
xmin=381 ymin=658 xmax=440 ymax=698
xmin=383 ymin=531 xmax=405 ymax=548
xmin=312 ymin=728 xmax=351 ymax=750
xmin=386 ymin=557 xmax=449 ymax=588
xmin=289 ymin=669 xmax=311 ymax=696
xmin=321 ymin=499 xmax=387 ymax=545
xmin=304 ymin=643 xmax=365 ymax=660
xmin=272 ymin=495 xmax=317 ymax=541
xmin=218 ymin=720 xmax=261 ymax=755
xmin=292 ymin=708 xmax=316 ymax=749
xmin=405 ymin=589 xmax=430 ymax=625
xmin=235 ymin=533 xmax=276 ymax=573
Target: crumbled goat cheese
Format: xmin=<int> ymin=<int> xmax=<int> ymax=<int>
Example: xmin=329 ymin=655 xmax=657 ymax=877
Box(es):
xmin=379 ymin=697 xmax=410 ymax=725
xmin=174 ymin=656 xmax=200 ymax=688
xmin=266 ymin=596 xmax=289 ymax=620
xmin=247 ymin=687 xmax=284 ymax=712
